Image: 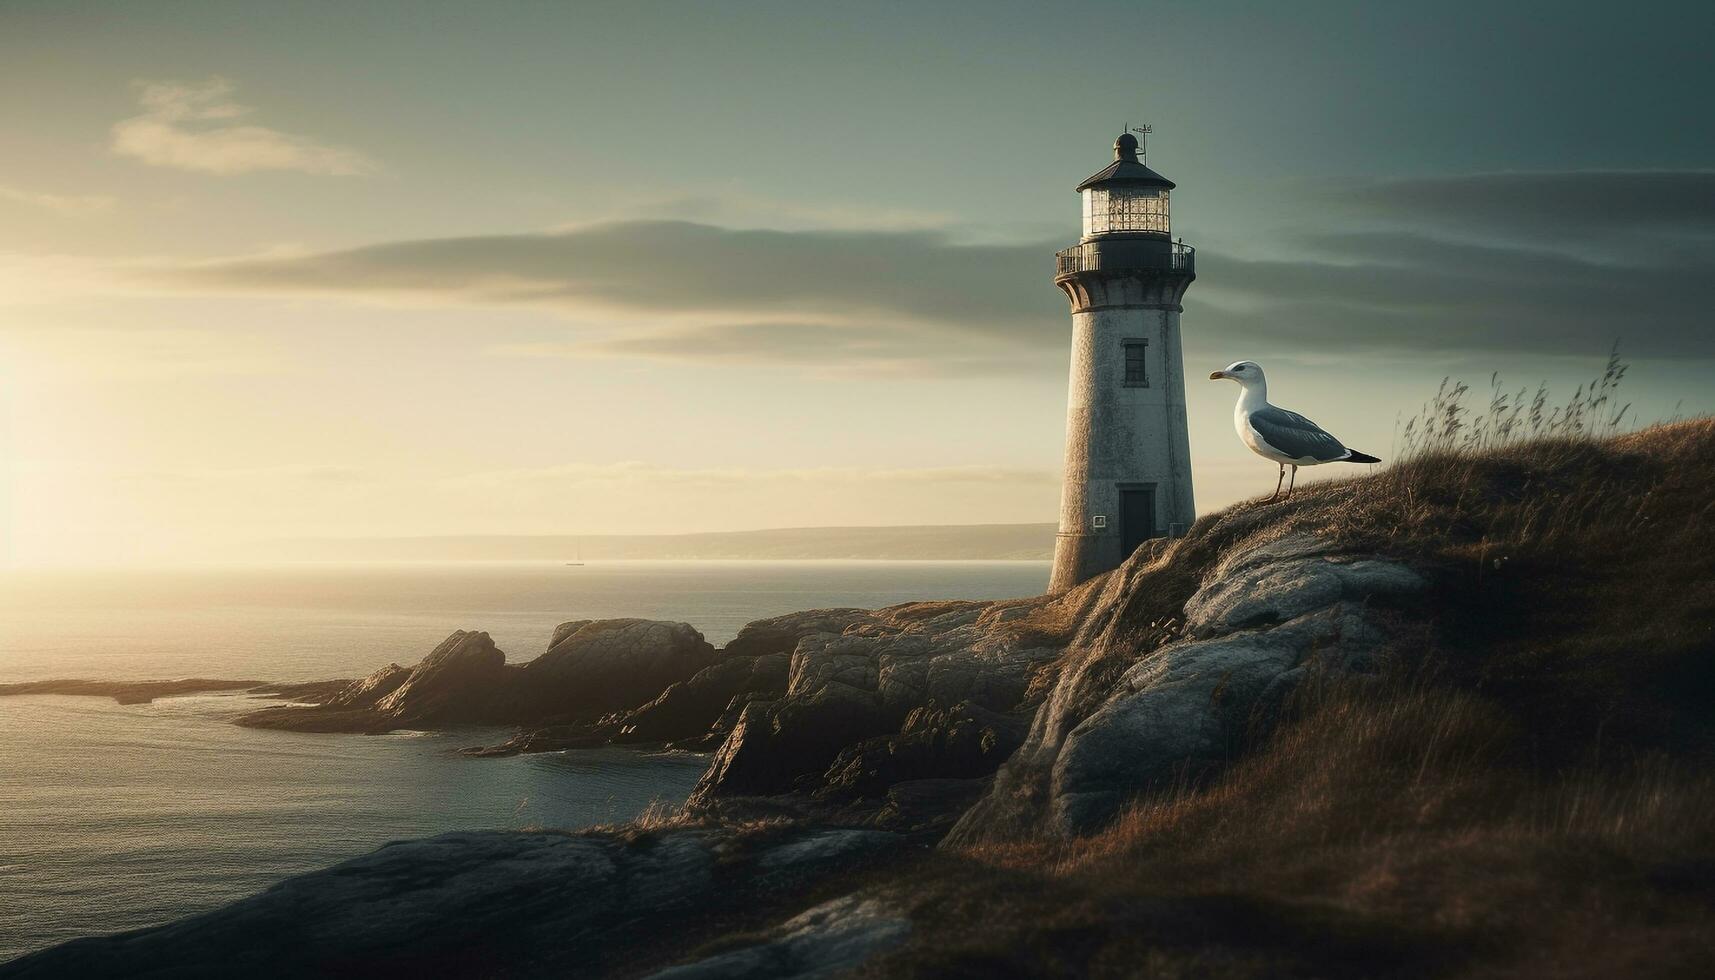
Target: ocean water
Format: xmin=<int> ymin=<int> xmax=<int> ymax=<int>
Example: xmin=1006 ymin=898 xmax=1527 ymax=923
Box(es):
xmin=0 ymin=560 xmax=1048 ymax=962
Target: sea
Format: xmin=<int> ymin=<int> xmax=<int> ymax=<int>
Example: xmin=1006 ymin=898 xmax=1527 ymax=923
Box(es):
xmin=0 ymin=560 xmax=1049 ymax=962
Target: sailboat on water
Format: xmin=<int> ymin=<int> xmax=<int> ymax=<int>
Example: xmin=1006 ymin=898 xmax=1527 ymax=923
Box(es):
xmin=565 ymin=539 xmax=584 ymax=566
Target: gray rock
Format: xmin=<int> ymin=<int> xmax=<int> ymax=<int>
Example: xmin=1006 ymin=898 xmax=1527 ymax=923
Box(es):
xmin=2 ymin=829 xmax=709 ymax=978
xmin=949 ymin=533 xmax=1428 ymax=842
xmin=756 ymin=829 xmax=897 ymax=873
xmin=4 ymin=825 xmax=904 ymax=979
xmin=374 ymin=630 xmax=506 ymax=725
xmin=689 ymin=601 xmax=1061 ymax=804
xmin=644 ymin=895 xmax=910 ymax=980
xmin=238 ymin=619 xmax=719 ymax=736
xmin=1049 ymin=603 xmax=1386 ymax=835
xmin=1184 ymin=536 xmax=1426 ymax=637
xmin=722 ymin=609 xmax=877 ymax=659
xmin=819 ymin=701 xmax=1029 ymax=802
xmin=613 ymin=652 xmax=792 ymax=746
xmin=516 ymin=618 xmax=717 ymax=720
xmin=325 ymin=662 xmax=410 ymax=708
xmin=549 ymin=618 xmax=595 ymax=650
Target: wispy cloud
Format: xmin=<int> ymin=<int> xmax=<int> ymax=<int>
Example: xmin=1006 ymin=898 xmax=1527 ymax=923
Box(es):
xmin=1329 ymin=170 xmax=1715 ymax=245
xmin=161 ymin=220 xmax=1057 ymax=331
xmin=111 ymin=77 xmax=377 ymax=176
xmin=127 ymin=170 xmax=1715 ymax=368
xmin=0 ymin=184 xmax=115 ymax=215
xmin=152 ymin=220 xmax=1066 ymax=375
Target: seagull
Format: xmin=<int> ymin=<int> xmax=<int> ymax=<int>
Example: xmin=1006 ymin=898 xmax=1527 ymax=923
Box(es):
xmin=1210 ymin=360 xmax=1380 ymax=502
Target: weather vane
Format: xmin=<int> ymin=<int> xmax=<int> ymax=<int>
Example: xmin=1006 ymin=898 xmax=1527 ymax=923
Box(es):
xmin=1125 ymin=122 xmax=1153 ymax=163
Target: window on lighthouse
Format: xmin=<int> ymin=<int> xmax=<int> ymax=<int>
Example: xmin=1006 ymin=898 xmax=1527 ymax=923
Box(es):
xmin=1123 ymin=339 xmax=1149 ymax=387
xmin=1083 ymin=186 xmax=1170 ymax=237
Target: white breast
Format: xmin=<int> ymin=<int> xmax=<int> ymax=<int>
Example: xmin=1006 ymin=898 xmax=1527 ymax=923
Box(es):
xmin=1236 ymin=409 xmax=1297 ymax=464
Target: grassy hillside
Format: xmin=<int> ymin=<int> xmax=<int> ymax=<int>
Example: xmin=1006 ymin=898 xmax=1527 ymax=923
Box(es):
xmin=855 ymin=419 xmax=1715 ymax=978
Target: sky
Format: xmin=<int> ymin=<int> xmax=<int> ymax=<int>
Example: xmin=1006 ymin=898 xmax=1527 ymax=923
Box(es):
xmin=2 ymin=0 xmax=1712 ymax=565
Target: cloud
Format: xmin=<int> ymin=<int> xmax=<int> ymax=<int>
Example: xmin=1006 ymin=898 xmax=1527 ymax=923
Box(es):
xmin=165 ymin=220 xmax=1058 ymax=332
xmin=1193 ymin=172 xmax=1715 ymax=358
xmin=1329 ymin=170 xmax=1715 ymax=245
xmin=156 ymin=221 xmax=1069 ymax=374
xmin=111 ymin=78 xmax=377 ymax=176
xmin=0 ymin=184 xmax=114 ymax=215
xmin=140 ymin=169 xmax=1715 ymax=368
xmin=567 ymin=190 xmax=958 ymax=234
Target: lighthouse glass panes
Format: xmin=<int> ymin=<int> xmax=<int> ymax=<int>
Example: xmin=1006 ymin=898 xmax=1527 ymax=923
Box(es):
xmin=1082 ymin=186 xmax=1170 ymax=237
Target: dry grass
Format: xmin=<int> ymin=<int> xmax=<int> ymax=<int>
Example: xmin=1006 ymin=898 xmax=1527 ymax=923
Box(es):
xmin=850 ymin=406 xmax=1715 ymax=978
xmin=1399 ymin=344 xmax=1633 ymax=455
xmin=864 ymin=677 xmax=1715 ymax=978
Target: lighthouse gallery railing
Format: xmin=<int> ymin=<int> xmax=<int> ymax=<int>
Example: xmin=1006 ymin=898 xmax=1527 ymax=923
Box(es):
xmin=1055 ymin=240 xmax=1195 ymax=277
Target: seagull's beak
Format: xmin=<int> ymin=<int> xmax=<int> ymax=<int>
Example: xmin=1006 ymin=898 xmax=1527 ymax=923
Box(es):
xmin=1209 ymin=370 xmax=1228 ymax=381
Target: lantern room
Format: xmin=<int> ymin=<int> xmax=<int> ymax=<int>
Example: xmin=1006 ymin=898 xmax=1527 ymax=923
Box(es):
xmin=1076 ymin=132 xmax=1175 ymax=240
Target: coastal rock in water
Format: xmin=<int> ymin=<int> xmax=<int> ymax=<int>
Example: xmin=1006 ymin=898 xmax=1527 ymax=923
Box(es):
xmin=3 ymin=825 xmax=902 ymax=979
xmin=512 ymin=619 xmax=717 ymax=722
xmin=373 ymin=630 xmax=507 ymax=725
xmin=326 ymin=662 xmax=410 ymax=708
xmin=236 ymin=619 xmax=716 ymax=734
xmin=949 ymin=533 xmax=1428 ymax=842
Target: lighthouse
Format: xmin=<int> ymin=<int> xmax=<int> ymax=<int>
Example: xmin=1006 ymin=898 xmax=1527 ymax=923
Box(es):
xmin=1048 ymin=131 xmax=1196 ymax=592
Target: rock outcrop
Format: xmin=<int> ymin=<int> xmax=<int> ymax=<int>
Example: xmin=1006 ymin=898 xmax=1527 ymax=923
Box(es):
xmin=948 ymin=533 xmax=1428 ymax=842
xmin=374 ymin=630 xmax=508 ymax=725
xmin=818 ymin=700 xmax=1030 ymax=801
xmin=235 ymin=620 xmax=716 ymax=735
xmin=643 ymin=894 xmax=910 ymax=979
xmin=0 ymin=824 xmax=903 ymax=979
xmin=686 ymin=600 xmax=1066 ymax=806
xmin=514 ymin=619 xmax=720 ymax=722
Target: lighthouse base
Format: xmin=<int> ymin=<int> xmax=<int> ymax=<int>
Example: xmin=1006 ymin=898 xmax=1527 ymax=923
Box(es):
xmin=1048 ymin=531 xmax=1115 ymax=593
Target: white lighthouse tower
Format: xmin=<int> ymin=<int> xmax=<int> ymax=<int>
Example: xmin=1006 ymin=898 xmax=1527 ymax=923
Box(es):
xmin=1048 ymin=131 xmax=1196 ymax=592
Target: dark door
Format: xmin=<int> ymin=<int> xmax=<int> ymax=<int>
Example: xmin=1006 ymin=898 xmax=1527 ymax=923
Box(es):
xmin=1118 ymin=484 xmax=1156 ymax=558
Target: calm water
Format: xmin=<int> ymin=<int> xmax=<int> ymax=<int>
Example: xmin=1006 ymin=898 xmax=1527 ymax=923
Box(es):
xmin=0 ymin=560 xmax=1048 ymax=961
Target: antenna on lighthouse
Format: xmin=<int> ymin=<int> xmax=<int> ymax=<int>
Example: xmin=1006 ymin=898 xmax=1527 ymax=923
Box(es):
xmin=1128 ymin=123 xmax=1153 ymax=163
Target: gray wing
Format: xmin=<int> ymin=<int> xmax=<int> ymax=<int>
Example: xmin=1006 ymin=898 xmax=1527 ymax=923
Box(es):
xmin=1249 ymin=405 xmax=1350 ymax=462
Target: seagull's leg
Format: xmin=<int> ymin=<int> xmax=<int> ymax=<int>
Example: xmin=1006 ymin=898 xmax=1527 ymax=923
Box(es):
xmin=1266 ymin=463 xmax=1285 ymax=502
xmin=1285 ymin=465 xmax=1299 ymax=499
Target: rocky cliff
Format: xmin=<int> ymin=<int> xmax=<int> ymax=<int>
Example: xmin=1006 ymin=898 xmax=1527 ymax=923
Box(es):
xmin=12 ymin=421 xmax=1714 ymax=979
